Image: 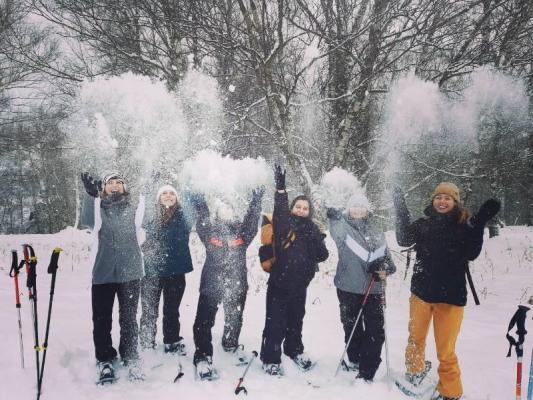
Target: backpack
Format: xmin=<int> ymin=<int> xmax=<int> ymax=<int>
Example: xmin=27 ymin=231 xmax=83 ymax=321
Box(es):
xmin=258 ymin=213 xmax=296 ymax=272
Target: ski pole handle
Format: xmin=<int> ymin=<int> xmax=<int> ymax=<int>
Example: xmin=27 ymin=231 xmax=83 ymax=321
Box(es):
xmin=47 ymin=248 xmax=62 ymax=274
xmin=9 ymin=251 xmax=22 ymax=307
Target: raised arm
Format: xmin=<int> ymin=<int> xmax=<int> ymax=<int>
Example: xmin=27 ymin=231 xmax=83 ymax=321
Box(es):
xmin=272 ymin=166 xmax=290 ymax=250
xmin=241 ymin=186 xmax=264 ymax=245
xmin=191 ymin=193 xmax=211 ymax=244
xmin=392 ymin=186 xmax=418 ymax=247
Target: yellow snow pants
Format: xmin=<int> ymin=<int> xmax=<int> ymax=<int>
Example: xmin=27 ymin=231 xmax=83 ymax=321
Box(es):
xmin=405 ymin=294 xmax=464 ymax=398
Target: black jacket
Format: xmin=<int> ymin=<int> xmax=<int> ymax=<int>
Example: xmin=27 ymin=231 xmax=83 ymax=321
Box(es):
xmin=396 ymin=204 xmax=483 ymax=306
xmin=196 ymin=196 xmax=261 ymax=298
xmin=268 ymin=191 xmax=329 ymax=290
xmin=142 ymin=206 xmax=193 ymax=278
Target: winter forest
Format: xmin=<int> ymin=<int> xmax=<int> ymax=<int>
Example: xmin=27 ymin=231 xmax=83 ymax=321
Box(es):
xmin=0 ymin=0 xmax=532 ymax=232
xmin=1 ymin=1 xmax=533 ymax=400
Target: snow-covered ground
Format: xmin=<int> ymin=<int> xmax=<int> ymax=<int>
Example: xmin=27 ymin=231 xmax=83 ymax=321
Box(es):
xmin=1 ymin=226 xmax=532 ymax=400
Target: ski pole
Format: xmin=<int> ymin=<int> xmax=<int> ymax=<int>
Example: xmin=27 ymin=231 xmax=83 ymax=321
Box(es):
xmin=527 ymin=347 xmax=532 ymax=400
xmin=173 ymin=354 xmax=184 ymax=382
xmin=381 ymin=277 xmax=391 ymax=388
xmin=506 ymin=305 xmax=530 ymax=400
xmin=334 ymin=276 xmax=376 ymax=377
xmin=23 ymin=244 xmax=41 ymax=398
xmin=37 ymin=247 xmax=63 ymax=400
xmin=9 ymin=250 xmax=25 ymax=369
xmin=235 ymin=351 xmax=258 ymax=395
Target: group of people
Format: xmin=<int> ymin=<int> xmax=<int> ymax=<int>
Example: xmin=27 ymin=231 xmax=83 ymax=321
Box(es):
xmin=80 ymin=167 xmax=500 ymax=400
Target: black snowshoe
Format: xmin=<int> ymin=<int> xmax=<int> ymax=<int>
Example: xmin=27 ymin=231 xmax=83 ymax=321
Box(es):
xmin=96 ymin=360 xmax=117 ymax=385
xmin=195 ymin=356 xmax=219 ymax=381
xmin=223 ymin=344 xmax=249 ymax=366
xmin=291 ymin=353 xmax=315 ymax=372
xmin=395 ymin=361 xmax=436 ymax=398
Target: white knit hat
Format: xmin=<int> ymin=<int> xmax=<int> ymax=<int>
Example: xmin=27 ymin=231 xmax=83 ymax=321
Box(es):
xmin=102 ymin=171 xmax=127 ymax=192
xmin=346 ymin=193 xmax=370 ymax=210
xmin=156 ymin=184 xmax=179 ymax=201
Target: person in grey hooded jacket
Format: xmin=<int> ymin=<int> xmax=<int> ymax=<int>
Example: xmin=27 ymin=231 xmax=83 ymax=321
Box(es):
xmin=327 ymin=193 xmax=396 ymax=382
xmin=81 ymin=171 xmax=145 ymax=383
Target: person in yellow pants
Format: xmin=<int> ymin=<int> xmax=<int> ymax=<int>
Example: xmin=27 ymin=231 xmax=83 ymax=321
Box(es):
xmin=393 ymin=182 xmax=500 ymax=400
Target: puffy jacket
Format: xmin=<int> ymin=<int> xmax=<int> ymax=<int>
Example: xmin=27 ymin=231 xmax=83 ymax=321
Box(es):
xmin=195 ymin=195 xmax=262 ymax=298
xmin=142 ymin=206 xmax=193 ymax=277
xmin=268 ymin=191 xmax=329 ymax=290
xmin=396 ymin=204 xmax=484 ymax=306
xmin=328 ymin=211 xmax=395 ymax=295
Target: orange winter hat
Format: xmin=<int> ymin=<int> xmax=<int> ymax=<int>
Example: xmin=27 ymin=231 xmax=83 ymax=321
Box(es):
xmin=431 ymin=182 xmax=460 ymax=203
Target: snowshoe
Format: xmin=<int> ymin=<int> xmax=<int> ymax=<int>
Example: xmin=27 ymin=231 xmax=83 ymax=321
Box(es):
xmin=262 ymin=363 xmax=284 ymax=377
xmin=395 ymin=379 xmax=437 ymax=399
xmin=355 ymin=373 xmax=373 ymax=383
xmin=96 ymin=360 xmax=117 ymax=385
xmin=195 ymin=356 xmax=219 ymax=381
xmin=124 ymin=359 xmax=146 ymax=382
xmin=431 ymin=394 xmax=461 ymax=400
xmin=291 ymin=353 xmax=316 ymax=372
xmin=223 ymin=344 xmax=249 ymax=366
xmin=405 ymin=360 xmax=432 ymax=387
xmin=164 ymin=338 xmax=186 ymax=356
xmin=341 ymin=358 xmax=359 ymax=372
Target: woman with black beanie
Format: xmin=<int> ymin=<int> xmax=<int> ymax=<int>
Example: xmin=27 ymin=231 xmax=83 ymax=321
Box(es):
xmin=260 ymin=165 xmax=329 ymax=376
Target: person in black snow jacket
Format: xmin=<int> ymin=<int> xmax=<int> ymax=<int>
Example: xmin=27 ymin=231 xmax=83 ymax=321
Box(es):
xmin=327 ymin=193 xmax=396 ymax=381
xmin=260 ymin=165 xmax=329 ymax=376
xmin=140 ymin=185 xmax=194 ymax=355
xmin=81 ymin=171 xmax=146 ymax=384
xmin=393 ymin=182 xmax=500 ymax=400
xmin=190 ymin=187 xmax=264 ymax=380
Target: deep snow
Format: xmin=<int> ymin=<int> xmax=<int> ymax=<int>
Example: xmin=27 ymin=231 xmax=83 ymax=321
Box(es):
xmin=1 ymin=226 xmax=532 ymax=400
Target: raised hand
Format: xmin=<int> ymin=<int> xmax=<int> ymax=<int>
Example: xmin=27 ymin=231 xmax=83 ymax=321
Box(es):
xmin=326 ymin=207 xmax=342 ymax=220
xmin=470 ymin=198 xmax=501 ymax=228
xmin=274 ymin=165 xmax=286 ymax=191
xmin=81 ymin=172 xmax=102 ymax=198
xmin=252 ymin=185 xmax=266 ymax=201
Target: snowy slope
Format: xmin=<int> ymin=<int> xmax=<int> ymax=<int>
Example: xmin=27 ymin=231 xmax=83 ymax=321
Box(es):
xmin=1 ymin=226 xmax=532 ymax=400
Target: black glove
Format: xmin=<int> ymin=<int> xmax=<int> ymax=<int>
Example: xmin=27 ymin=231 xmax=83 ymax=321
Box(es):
xmin=470 ymin=198 xmax=501 ymax=228
xmin=252 ymin=185 xmax=266 ymax=201
xmin=326 ymin=207 xmax=342 ymax=220
xmin=274 ymin=165 xmax=286 ymax=191
xmin=367 ymin=256 xmax=386 ymax=274
xmin=81 ymin=172 xmax=101 ymax=198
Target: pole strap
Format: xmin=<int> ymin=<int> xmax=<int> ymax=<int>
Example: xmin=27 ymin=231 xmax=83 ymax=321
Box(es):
xmin=9 ymin=251 xmax=24 ymax=277
xmin=506 ymin=305 xmax=530 ymax=358
xmin=465 ymin=265 xmax=480 ymax=305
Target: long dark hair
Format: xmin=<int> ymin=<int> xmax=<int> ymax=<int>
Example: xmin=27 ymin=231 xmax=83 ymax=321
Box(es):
xmin=290 ymin=195 xmax=314 ymax=218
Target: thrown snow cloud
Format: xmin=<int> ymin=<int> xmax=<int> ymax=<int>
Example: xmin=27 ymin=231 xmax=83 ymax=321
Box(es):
xmin=318 ymin=167 xmax=366 ymax=209
xmin=180 ymin=149 xmax=272 ymax=215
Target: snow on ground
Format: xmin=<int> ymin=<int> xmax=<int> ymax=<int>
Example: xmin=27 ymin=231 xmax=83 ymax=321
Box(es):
xmin=1 ymin=226 xmax=532 ymax=400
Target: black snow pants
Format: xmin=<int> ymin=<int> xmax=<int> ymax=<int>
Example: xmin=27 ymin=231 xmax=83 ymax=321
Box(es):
xmin=92 ymin=279 xmax=140 ymax=362
xmin=139 ymin=274 xmax=186 ymax=348
xmin=260 ymin=284 xmax=307 ymax=364
xmin=192 ymin=288 xmax=247 ymax=364
xmin=337 ymin=288 xmax=385 ymax=380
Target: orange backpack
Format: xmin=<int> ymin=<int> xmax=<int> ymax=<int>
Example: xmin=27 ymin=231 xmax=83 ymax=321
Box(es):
xmin=258 ymin=213 xmax=296 ymax=272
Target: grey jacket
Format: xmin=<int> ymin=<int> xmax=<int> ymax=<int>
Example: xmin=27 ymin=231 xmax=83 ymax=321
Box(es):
xmin=87 ymin=194 xmax=145 ymax=285
xmin=328 ymin=212 xmax=396 ymax=295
